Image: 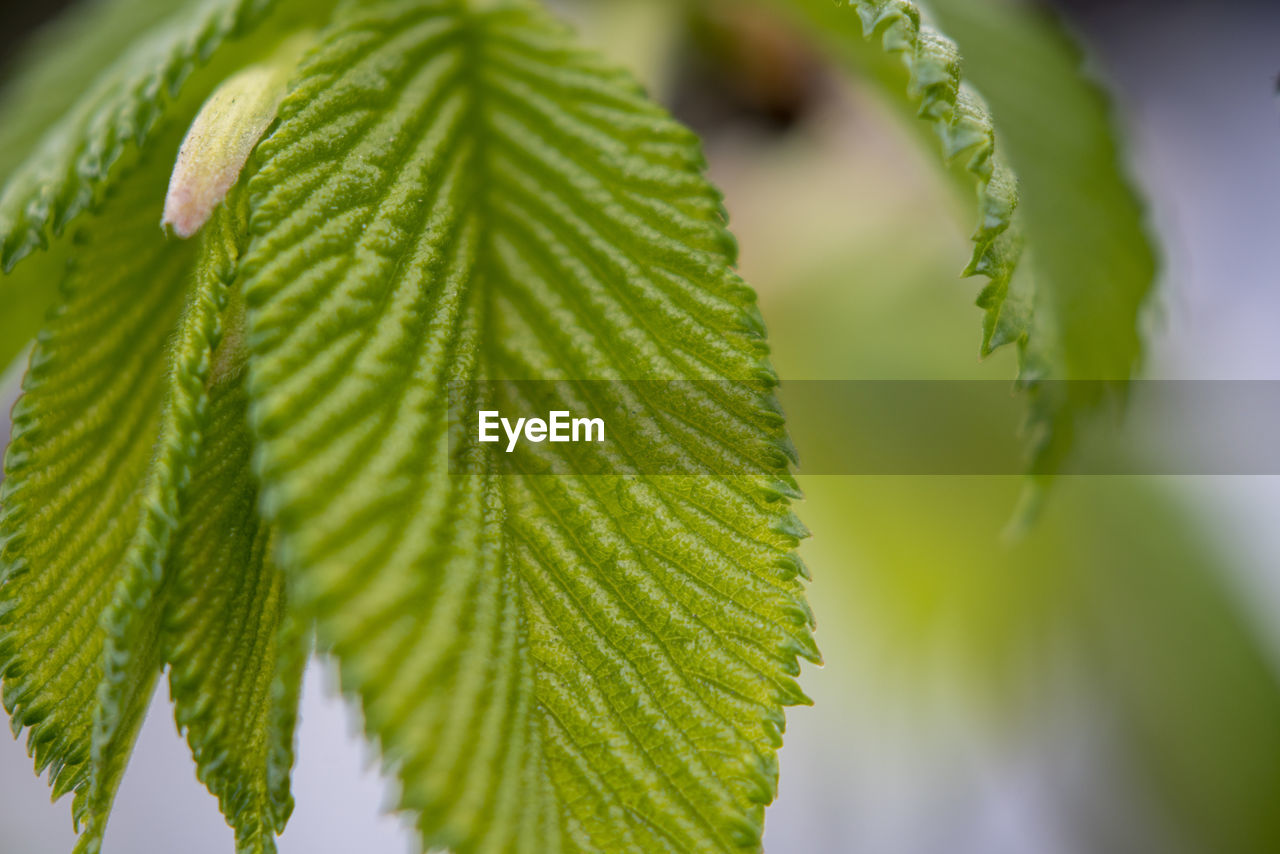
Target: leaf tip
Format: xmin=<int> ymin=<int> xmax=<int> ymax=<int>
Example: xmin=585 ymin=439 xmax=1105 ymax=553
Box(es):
xmin=162 ymin=37 xmax=310 ymax=239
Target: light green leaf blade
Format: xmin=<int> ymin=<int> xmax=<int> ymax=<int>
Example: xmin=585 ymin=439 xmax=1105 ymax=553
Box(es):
xmin=756 ymin=0 xmax=1155 ymax=473
xmin=164 ymin=362 xmax=306 ymax=854
xmin=241 ymin=2 xmax=817 ymax=852
xmin=925 ymin=0 xmax=1156 ymax=381
xmin=848 ymin=1 xmax=1035 ymax=356
xmin=0 ymin=0 xmax=162 ymax=374
xmin=79 ymin=199 xmax=248 ymax=852
xmin=0 ymin=0 xmax=165 ymax=374
xmin=762 ymin=0 xmax=1030 ymax=357
xmin=0 ymin=145 xmax=196 ymax=832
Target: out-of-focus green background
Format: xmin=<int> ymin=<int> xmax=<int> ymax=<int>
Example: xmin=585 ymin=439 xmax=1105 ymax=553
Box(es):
xmin=3 ymin=1 xmax=1280 ymax=852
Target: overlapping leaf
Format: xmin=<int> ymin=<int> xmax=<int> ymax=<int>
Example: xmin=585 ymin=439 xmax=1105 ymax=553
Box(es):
xmin=83 ymin=196 xmax=255 ymax=854
xmin=83 ymin=194 xmax=298 ymax=854
xmin=0 ymin=147 xmax=197 ymax=841
xmin=843 ymin=1 xmax=1034 ymax=357
xmin=0 ymin=144 xmax=304 ymax=854
xmin=240 ymin=1 xmax=816 ymax=851
xmin=763 ymin=0 xmax=1029 ymax=357
xmin=0 ymin=0 xmax=172 ymax=182
xmin=922 ymin=0 xmax=1157 ymax=470
xmin=0 ymin=2 xmax=334 ymax=848
xmin=164 ymin=360 xmax=306 ymax=854
xmin=0 ymin=0 xmax=166 ymax=375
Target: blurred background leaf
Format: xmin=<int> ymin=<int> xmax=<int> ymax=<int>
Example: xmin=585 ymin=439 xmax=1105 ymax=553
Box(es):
xmin=714 ymin=19 xmax=1276 ymax=850
xmin=698 ymin=0 xmax=1159 ymax=475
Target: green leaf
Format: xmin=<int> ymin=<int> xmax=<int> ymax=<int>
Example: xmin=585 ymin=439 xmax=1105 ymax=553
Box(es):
xmin=851 ymin=1 xmax=1038 ymax=358
xmin=0 ymin=0 xmax=174 ymax=182
xmin=163 ymin=361 xmax=306 ymax=854
xmin=0 ymin=0 xmax=161 ymax=374
xmin=0 ymin=0 xmax=333 ymax=368
xmin=924 ymin=0 xmax=1156 ymax=379
xmin=240 ymin=1 xmax=816 ymax=851
xmin=0 ymin=0 xmax=270 ymax=271
xmin=752 ymin=0 xmax=1155 ymax=473
xmin=920 ymin=0 xmax=1158 ymax=471
xmin=79 ymin=198 xmax=248 ymax=854
xmin=762 ymin=0 xmax=1029 ymax=357
xmin=0 ymin=93 xmax=305 ymax=854
xmin=0 ymin=143 xmax=197 ymax=836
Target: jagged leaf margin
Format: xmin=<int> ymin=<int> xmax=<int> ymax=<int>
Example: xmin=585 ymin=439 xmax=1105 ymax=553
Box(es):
xmin=840 ymin=0 xmax=1030 ymax=355
xmin=79 ymin=198 xmax=253 ymax=853
xmin=240 ymin=1 xmax=818 ymax=852
xmin=163 ymin=355 xmax=307 ymax=854
xmin=758 ymin=0 xmax=1155 ymax=476
xmin=0 ymin=0 xmax=173 ymax=181
xmin=0 ymin=144 xmax=197 ymax=841
xmin=0 ymin=0 xmax=338 ymax=371
xmin=922 ymin=0 xmax=1157 ymax=478
xmin=0 ymin=0 xmax=170 ymax=372
xmin=0 ymin=0 xmax=281 ymax=271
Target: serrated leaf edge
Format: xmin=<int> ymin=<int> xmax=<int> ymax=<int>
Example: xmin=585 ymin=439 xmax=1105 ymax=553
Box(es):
xmin=841 ymin=0 xmax=1029 ymax=355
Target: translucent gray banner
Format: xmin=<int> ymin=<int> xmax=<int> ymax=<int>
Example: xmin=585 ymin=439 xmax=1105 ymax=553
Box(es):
xmin=446 ymin=381 xmax=1280 ymax=475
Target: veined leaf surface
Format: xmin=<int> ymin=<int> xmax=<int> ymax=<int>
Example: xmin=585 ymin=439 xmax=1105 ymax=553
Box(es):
xmin=0 ymin=147 xmax=197 ymax=841
xmin=117 ymin=198 xmax=306 ymax=854
xmin=241 ymin=1 xmax=817 ymax=851
xmin=163 ymin=362 xmax=306 ymax=854
xmin=0 ymin=90 xmax=305 ymax=854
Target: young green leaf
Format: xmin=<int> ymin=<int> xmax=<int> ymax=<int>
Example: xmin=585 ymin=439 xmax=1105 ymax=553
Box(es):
xmin=1 ymin=103 xmax=305 ymax=854
xmin=0 ymin=0 xmax=169 ymax=374
xmin=240 ymin=1 xmax=816 ymax=851
xmin=926 ymin=0 xmax=1156 ymax=374
xmin=0 ymin=0 xmax=173 ymax=182
xmin=80 ymin=198 xmax=250 ymax=854
xmin=760 ymin=0 xmax=1030 ymax=357
xmin=0 ymin=147 xmax=196 ymax=838
xmin=851 ymin=2 xmax=1036 ymax=358
xmin=163 ymin=365 xmax=306 ymax=854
